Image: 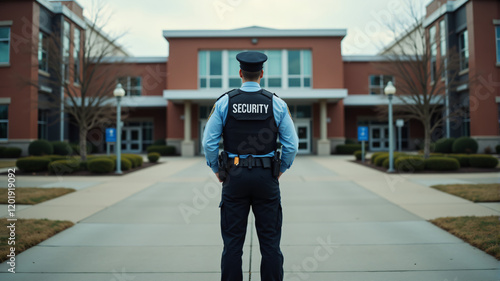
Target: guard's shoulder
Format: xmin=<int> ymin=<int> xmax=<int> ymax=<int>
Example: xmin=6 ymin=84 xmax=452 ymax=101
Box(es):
xmin=261 ymin=89 xmax=279 ymax=100
xmin=216 ymin=89 xmax=238 ymax=101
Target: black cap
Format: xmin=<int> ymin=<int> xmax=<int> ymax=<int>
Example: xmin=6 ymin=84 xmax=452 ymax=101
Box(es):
xmin=236 ymin=51 xmax=268 ymax=72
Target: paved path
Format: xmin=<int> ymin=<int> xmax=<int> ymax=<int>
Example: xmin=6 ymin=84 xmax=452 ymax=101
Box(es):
xmin=0 ymin=156 xmax=499 ymax=280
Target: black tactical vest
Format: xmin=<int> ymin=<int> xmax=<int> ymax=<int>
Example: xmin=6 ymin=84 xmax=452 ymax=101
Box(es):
xmin=222 ymin=89 xmax=278 ymax=155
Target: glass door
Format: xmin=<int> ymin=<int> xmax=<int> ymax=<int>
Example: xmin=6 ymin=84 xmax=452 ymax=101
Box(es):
xmin=294 ymin=119 xmax=311 ymax=154
xmin=121 ymin=126 xmax=142 ymax=153
xmin=369 ymin=125 xmax=389 ymax=151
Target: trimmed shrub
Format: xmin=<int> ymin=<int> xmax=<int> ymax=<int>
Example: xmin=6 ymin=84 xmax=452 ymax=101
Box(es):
xmin=87 ymin=158 xmax=114 ymax=174
xmin=79 ymin=161 xmax=88 ymax=171
xmin=353 ymin=150 xmax=366 ymax=161
xmin=434 ymin=138 xmax=455 ymax=153
xmin=335 ymin=144 xmax=362 ymax=155
xmin=1 ymin=147 xmax=22 ymax=158
xmin=445 ymin=154 xmax=470 ymax=167
xmin=148 ymin=152 xmax=160 ymax=163
xmin=370 ymin=152 xmax=386 ymax=164
xmin=395 ymin=156 xmax=425 ymax=172
xmin=122 ymin=154 xmax=143 ymax=167
xmin=468 ymin=155 xmax=499 ymax=168
xmin=28 ymin=140 xmax=53 ymax=156
xmin=16 ymin=157 xmax=51 ymax=172
xmin=70 ymin=142 xmax=98 ymax=155
xmin=46 ymin=155 xmax=71 ymax=162
xmin=51 ymin=141 xmax=72 ymax=156
xmin=375 ymin=155 xmax=389 ymax=167
xmin=153 ymin=139 xmax=167 ymax=146
xmin=496 ymin=145 xmax=500 ymax=154
xmin=48 ymin=160 xmax=80 ymax=174
xmin=382 ymin=158 xmax=390 ymax=169
xmin=120 ymin=158 xmax=132 ymax=171
xmin=424 ymin=157 xmax=460 ymax=171
xmin=452 ymin=137 xmax=478 ymax=154
xmin=146 ymin=145 xmax=176 ymax=156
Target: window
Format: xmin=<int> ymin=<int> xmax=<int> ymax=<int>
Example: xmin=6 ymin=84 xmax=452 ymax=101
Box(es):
xmin=369 ymin=75 xmax=394 ymax=95
xmin=228 ymin=50 xmax=243 ymax=88
xmin=63 ymin=21 xmax=71 ymax=81
xmin=0 ymin=105 xmax=8 ymax=139
xmin=38 ymin=109 xmax=48 ymax=140
xmin=429 ymin=25 xmax=437 ymax=83
xmin=288 ymin=50 xmax=311 ymax=88
xmin=38 ymin=32 xmax=49 ymax=72
xmin=261 ymin=50 xmax=282 ymax=88
xmin=199 ymin=50 xmax=222 ymax=88
xmin=73 ymin=28 xmax=80 ymax=84
xmin=495 ymin=25 xmax=500 ymax=64
xmin=0 ymin=27 xmax=10 ymax=64
xmin=458 ymin=30 xmax=469 ymax=71
xmin=118 ymin=77 xmax=142 ymax=96
xmin=440 ymin=20 xmax=446 ymax=57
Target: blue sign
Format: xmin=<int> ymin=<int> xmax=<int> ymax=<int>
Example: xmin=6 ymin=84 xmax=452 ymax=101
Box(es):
xmin=106 ymin=128 xmax=117 ymax=143
xmin=358 ymin=126 xmax=369 ymax=141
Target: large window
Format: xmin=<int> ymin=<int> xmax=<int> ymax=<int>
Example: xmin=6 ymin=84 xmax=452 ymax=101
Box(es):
xmin=73 ymin=28 xmax=81 ymax=84
xmin=118 ymin=77 xmax=142 ymax=96
xmin=0 ymin=27 xmax=10 ymax=64
xmin=38 ymin=32 xmax=49 ymax=72
xmin=429 ymin=25 xmax=437 ymax=83
xmin=496 ymin=25 xmax=500 ymax=64
xmin=38 ymin=109 xmax=48 ymax=140
xmin=369 ymin=75 xmax=394 ymax=95
xmin=199 ymin=49 xmax=311 ymax=89
xmin=440 ymin=20 xmax=447 ymax=57
xmin=458 ymin=29 xmax=469 ymax=71
xmin=0 ymin=105 xmax=8 ymax=140
xmin=63 ymin=21 xmax=71 ymax=81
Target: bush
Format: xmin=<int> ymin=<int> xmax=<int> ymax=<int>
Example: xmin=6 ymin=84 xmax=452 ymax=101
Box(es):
xmin=79 ymin=161 xmax=87 ymax=171
xmin=28 ymin=140 xmax=53 ymax=156
xmin=48 ymin=160 xmax=80 ymax=174
xmin=370 ymin=152 xmax=386 ymax=164
xmin=424 ymin=157 xmax=460 ymax=171
xmin=353 ymin=150 xmax=366 ymax=161
xmin=445 ymin=154 xmax=470 ymax=167
xmin=452 ymin=137 xmax=478 ymax=154
xmin=382 ymin=158 xmax=390 ymax=169
xmin=153 ymin=139 xmax=167 ymax=146
xmin=0 ymin=147 xmax=22 ymax=158
xmin=395 ymin=156 xmax=425 ymax=172
xmin=335 ymin=144 xmax=361 ymax=155
xmin=434 ymin=138 xmax=455 ymax=153
xmin=496 ymin=145 xmax=500 ymax=154
xmin=50 ymin=141 xmax=72 ymax=156
xmin=87 ymin=158 xmax=114 ymax=174
xmin=468 ymin=155 xmax=499 ymax=168
xmin=46 ymin=155 xmax=71 ymax=162
xmin=16 ymin=157 xmax=51 ymax=172
xmin=345 ymin=138 xmax=357 ymax=144
xmin=70 ymin=142 xmax=99 ymax=155
xmin=148 ymin=152 xmax=160 ymax=163
xmin=146 ymin=145 xmax=176 ymax=156
xmin=122 ymin=154 xmax=143 ymax=167
xmin=375 ymin=155 xmax=389 ymax=167
xmin=120 ymin=158 xmax=132 ymax=171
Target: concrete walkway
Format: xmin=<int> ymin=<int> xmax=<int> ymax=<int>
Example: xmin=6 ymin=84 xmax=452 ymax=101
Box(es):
xmin=0 ymin=156 xmax=499 ymax=280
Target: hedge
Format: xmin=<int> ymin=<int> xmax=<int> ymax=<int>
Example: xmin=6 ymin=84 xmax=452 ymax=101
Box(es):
xmin=87 ymin=158 xmax=115 ymax=174
xmin=370 ymin=152 xmax=386 ymax=164
xmin=468 ymin=155 xmax=499 ymax=168
xmin=0 ymin=147 xmax=22 ymax=158
xmin=345 ymin=139 xmax=357 ymax=145
xmin=153 ymin=139 xmax=167 ymax=146
xmin=122 ymin=154 xmax=143 ymax=167
xmin=353 ymin=150 xmax=366 ymax=161
xmin=148 ymin=152 xmax=160 ymax=163
xmin=51 ymin=141 xmax=72 ymax=156
xmin=452 ymin=137 xmax=478 ymax=154
xmin=146 ymin=145 xmax=176 ymax=156
xmin=46 ymin=155 xmax=71 ymax=162
xmin=395 ymin=156 xmax=425 ymax=172
xmin=48 ymin=160 xmax=80 ymax=174
xmin=16 ymin=157 xmax=51 ymax=172
xmin=28 ymin=140 xmax=53 ymax=156
xmin=445 ymin=154 xmax=470 ymax=167
xmin=375 ymin=155 xmax=389 ymax=167
xmin=424 ymin=157 xmax=460 ymax=171
xmin=434 ymin=138 xmax=455 ymax=154
xmin=335 ymin=144 xmax=362 ymax=155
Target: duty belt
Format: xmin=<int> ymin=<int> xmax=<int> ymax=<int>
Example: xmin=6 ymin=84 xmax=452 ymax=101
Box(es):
xmin=229 ymin=156 xmax=272 ymax=169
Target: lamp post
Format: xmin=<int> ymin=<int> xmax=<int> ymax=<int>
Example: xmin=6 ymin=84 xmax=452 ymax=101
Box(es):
xmin=384 ymin=81 xmax=396 ymax=173
xmin=114 ymin=83 xmax=125 ymax=174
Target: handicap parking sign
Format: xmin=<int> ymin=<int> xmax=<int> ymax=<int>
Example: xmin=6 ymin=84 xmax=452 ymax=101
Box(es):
xmin=106 ymin=128 xmax=117 ymax=143
xmin=358 ymin=126 xmax=368 ymax=141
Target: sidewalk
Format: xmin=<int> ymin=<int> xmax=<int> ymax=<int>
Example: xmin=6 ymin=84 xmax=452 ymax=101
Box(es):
xmin=0 ymin=156 xmax=499 ymax=280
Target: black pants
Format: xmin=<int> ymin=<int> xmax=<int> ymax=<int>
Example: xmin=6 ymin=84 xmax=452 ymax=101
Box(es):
xmin=220 ymin=165 xmax=284 ymax=281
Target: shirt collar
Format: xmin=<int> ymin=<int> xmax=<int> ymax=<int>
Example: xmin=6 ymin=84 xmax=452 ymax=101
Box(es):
xmin=240 ymin=81 xmax=261 ymax=92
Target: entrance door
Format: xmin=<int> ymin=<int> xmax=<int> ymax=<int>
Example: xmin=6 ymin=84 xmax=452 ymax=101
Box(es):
xmin=199 ymin=119 xmax=208 ymax=155
xmin=121 ymin=126 xmax=142 ymax=153
xmin=369 ymin=125 xmax=389 ymax=151
xmin=294 ymin=119 xmax=311 ymax=154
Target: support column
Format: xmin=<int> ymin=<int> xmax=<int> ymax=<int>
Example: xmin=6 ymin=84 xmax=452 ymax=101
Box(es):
xmin=181 ymin=100 xmax=195 ymax=156
xmin=317 ymin=99 xmax=331 ymax=155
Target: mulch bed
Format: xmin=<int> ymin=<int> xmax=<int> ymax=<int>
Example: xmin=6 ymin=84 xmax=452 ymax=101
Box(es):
xmin=2 ymin=161 xmax=163 ymax=176
xmin=351 ymin=160 xmax=500 ymax=174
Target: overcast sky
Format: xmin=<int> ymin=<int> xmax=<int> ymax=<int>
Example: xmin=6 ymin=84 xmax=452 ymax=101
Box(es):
xmin=75 ymin=0 xmax=432 ymax=57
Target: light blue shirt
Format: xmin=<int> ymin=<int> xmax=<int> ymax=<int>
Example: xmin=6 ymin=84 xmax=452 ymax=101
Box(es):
xmin=203 ymin=82 xmax=298 ymax=174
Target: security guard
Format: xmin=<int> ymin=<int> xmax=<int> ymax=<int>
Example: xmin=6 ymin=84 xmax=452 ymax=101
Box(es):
xmin=203 ymin=51 xmax=298 ymax=281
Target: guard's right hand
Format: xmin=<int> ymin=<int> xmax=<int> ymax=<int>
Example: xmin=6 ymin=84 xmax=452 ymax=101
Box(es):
xmin=215 ymin=172 xmax=223 ymax=182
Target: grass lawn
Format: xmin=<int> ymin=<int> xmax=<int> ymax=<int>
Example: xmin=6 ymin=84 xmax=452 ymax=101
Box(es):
xmin=431 ymin=183 xmax=500 ymax=202
xmin=1 ymin=219 xmax=74 ymax=263
xmin=0 ymin=187 xmax=75 ymax=205
xmin=431 ymin=216 xmax=500 ymax=260
xmin=0 ymin=160 xmax=16 ymax=169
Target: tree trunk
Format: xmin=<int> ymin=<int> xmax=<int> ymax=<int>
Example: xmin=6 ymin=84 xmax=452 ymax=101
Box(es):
xmin=423 ymin=121 xmax=431 ymax=159
xmin=79 ymin=128 xmax=88 ymax=161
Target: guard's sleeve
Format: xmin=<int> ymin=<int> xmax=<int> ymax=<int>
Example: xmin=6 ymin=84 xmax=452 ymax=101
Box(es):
xmin=202 ymin=95 xmax=228 ymax=173
xmin=273 ymin=96 xmax=298 ymax=173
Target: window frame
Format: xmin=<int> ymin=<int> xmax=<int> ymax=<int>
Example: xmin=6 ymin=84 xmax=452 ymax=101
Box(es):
xmin=62 ymin=20 xmax=71 ymax=82
xmin=118 ymin=76 xmax=142 ymax=96
xmin=458 ymin=29 xmax=469 ymax=71
xmin=73 ymin=28 xmax=81 ymax=85
xmin=38 ymin=109 xmax=48 ymax=140
xmin=495 ymin=25 xmax=500 ymax=64
xmin=38 ymin=31 xmax=49 ymax=72
xmin=0 ymin=105 xmax=8 ymax=140
xmin=0 ymin=26 xmax=11 ymax=65
xmin=369 ymin=74 xmax=395 ymax=95
xmin=429 ymin=25 xmax=437 ymax=83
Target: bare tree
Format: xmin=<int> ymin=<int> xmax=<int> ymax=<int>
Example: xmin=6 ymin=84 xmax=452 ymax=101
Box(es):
xmin=374 ymin=0 xmax=465 ymax=158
